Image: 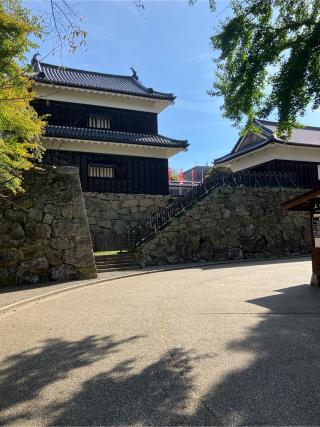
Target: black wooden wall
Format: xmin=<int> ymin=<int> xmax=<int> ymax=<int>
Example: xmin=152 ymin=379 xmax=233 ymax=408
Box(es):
xmin=43 ymin=149 xmax=169 ymax=195
xmin=32 ymin=100 xmax=158 ymax=135
xmin=247 ymin=159 xmax=320 ymax=188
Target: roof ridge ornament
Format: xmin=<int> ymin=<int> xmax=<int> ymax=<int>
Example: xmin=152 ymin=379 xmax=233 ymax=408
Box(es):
xmin=130 ymin=66 xmax=139 ymax=81
xmin=31 ymin=52 xmax=40 ymax=64
xmin=28 ymin=52 xmax=45 ymax=79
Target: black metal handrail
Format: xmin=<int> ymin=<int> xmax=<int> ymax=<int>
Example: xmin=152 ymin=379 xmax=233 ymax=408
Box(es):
xmin=121 ymin=171 xmax=297 ymax=251
xmin=169 ymin=181 xmax=201 ymax=197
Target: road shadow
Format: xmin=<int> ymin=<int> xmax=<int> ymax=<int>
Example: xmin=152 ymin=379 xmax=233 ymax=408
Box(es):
xmin=2 ymin=284 xmax=320 ymax=425
xmin=48 ymin=347 xmax=204 ymax=426
xmin=45 ymin=285 xmax=320 ymax=426
xmin=186 ymin=283 xmax=320 ymax=425
xmin=0 ymin=334 xmax=207 ymax=426
xmin=0 ymin=334 xmax=143 ymax=425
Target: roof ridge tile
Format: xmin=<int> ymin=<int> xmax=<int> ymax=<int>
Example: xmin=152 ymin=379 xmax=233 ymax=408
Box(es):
xmin=39 ymin=61 xmax=133 ymax=80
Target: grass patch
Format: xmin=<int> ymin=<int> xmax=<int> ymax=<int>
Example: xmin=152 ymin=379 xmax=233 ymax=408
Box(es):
xmin=94 ymin=250 xmax=128 ymax=257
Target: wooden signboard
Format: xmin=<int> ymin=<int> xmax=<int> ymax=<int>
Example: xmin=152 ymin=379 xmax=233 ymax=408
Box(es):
xmin=281 ymin=189 xmax=320 ymax=287
xmin=311 ymin=199 xmax=320 ymax=280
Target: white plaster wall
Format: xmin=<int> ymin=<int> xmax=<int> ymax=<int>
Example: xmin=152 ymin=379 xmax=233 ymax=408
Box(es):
xmin=41 ymin=138 xmax=184 ymax=159
xmin=221 ymin=143 xmax=320 ymax=172
xmin=33 ymin=83 xmax=172 ymax=113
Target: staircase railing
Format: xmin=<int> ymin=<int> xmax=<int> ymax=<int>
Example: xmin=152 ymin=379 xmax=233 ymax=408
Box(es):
xmin=121 ymin=171 xmax=297 ymax=251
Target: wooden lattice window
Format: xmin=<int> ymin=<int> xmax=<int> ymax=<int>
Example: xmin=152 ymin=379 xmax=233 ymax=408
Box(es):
xmin=88 ymin=115 xmax=111 ymax=129
xmin=88 ymin=164 xmax=114 ymax=178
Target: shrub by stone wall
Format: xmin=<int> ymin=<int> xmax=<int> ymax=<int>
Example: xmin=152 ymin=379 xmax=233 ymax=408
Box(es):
xmin=136 ymin=187 xmax=310 ymax=266
xmin=0 ymin=166 xmax=97 ymax=286
xmin=83 ymin=192 xmax=171 ymax=250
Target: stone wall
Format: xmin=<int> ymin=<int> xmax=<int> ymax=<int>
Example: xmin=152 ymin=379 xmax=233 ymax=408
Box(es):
xmin=135 ymin=187 xmax=310 ymax=266
xmin=0 ymin=166 xmax=97 ymax=286
xmin=83 ymin=192 xmax=171 ymax=250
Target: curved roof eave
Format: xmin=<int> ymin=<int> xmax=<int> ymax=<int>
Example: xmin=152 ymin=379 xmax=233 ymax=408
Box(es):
xmin=32 ymin=60 xmax=176 ymax=102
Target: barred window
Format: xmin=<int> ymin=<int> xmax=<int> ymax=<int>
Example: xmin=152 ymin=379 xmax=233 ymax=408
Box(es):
xmin=88 ymin=164 xmax=114 ymax=178
xmin=88 ymin=115 xmax=111 ymax=129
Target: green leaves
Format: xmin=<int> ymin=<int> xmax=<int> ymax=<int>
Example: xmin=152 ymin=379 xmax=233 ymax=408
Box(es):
xmin=211 ymin=0 xmax=320 ymax=136
xmin=0 ymin=1 xmax=45 ymax=196
xmin=0 ymin=0 xmax=89 ymax=197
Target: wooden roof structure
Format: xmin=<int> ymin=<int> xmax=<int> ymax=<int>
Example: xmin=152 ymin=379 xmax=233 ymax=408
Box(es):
xmin=281 ymin=188 xmax=320 ymax=212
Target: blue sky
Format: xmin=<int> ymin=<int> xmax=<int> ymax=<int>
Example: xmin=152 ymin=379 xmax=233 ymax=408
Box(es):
xmin=25 ymin=0 xmax=320 ymax=171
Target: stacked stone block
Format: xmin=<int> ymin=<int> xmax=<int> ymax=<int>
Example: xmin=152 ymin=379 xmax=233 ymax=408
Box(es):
xmin=83 ymin=192 xmax=171 ymax=250
xmin=0 ymin=167 xmax=97 ymax=286
xmin=136 ymin=187 xmax=310 ymax=266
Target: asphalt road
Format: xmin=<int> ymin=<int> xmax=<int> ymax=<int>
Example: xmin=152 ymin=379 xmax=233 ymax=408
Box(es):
xmin=1 ymin=259 xmax=320 ymax=426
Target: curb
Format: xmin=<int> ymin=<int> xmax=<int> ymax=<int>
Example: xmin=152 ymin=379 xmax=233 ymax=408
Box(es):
xmin=0 ymin=255 xmax=310 ymax=315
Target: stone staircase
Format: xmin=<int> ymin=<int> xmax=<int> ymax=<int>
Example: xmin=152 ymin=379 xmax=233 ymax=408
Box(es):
xmin=94 ymin=252 xmax=141 ymax=273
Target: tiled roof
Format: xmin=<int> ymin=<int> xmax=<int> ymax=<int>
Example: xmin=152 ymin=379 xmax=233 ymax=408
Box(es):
xmin=44 ymin=125 xmax=188 ymax=149
xmin=215 ymin=119 xmax=320 ymax=164
xmin=215 ymin=139 xmax=271 ymax=164
xmin=257 ymin=119 xmax=320 ymax=146
xmin=33 ymin=61 xmax=175 ymax=101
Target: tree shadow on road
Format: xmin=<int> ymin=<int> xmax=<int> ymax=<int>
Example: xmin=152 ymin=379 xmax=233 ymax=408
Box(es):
xmin=186 ymin=283 xmax=320 ymax=426
xmin=48 ymin=347 xmax=203 ymax=426
xmin=0 ymin=334 xmax=143 ymax=425
xmin=0 ymin=334 xmax=207 ymax=426
xmin=46 ymin=286 xmax=320 ymax=426
xmin=3 ymin=284 xmax=320 ymax=426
